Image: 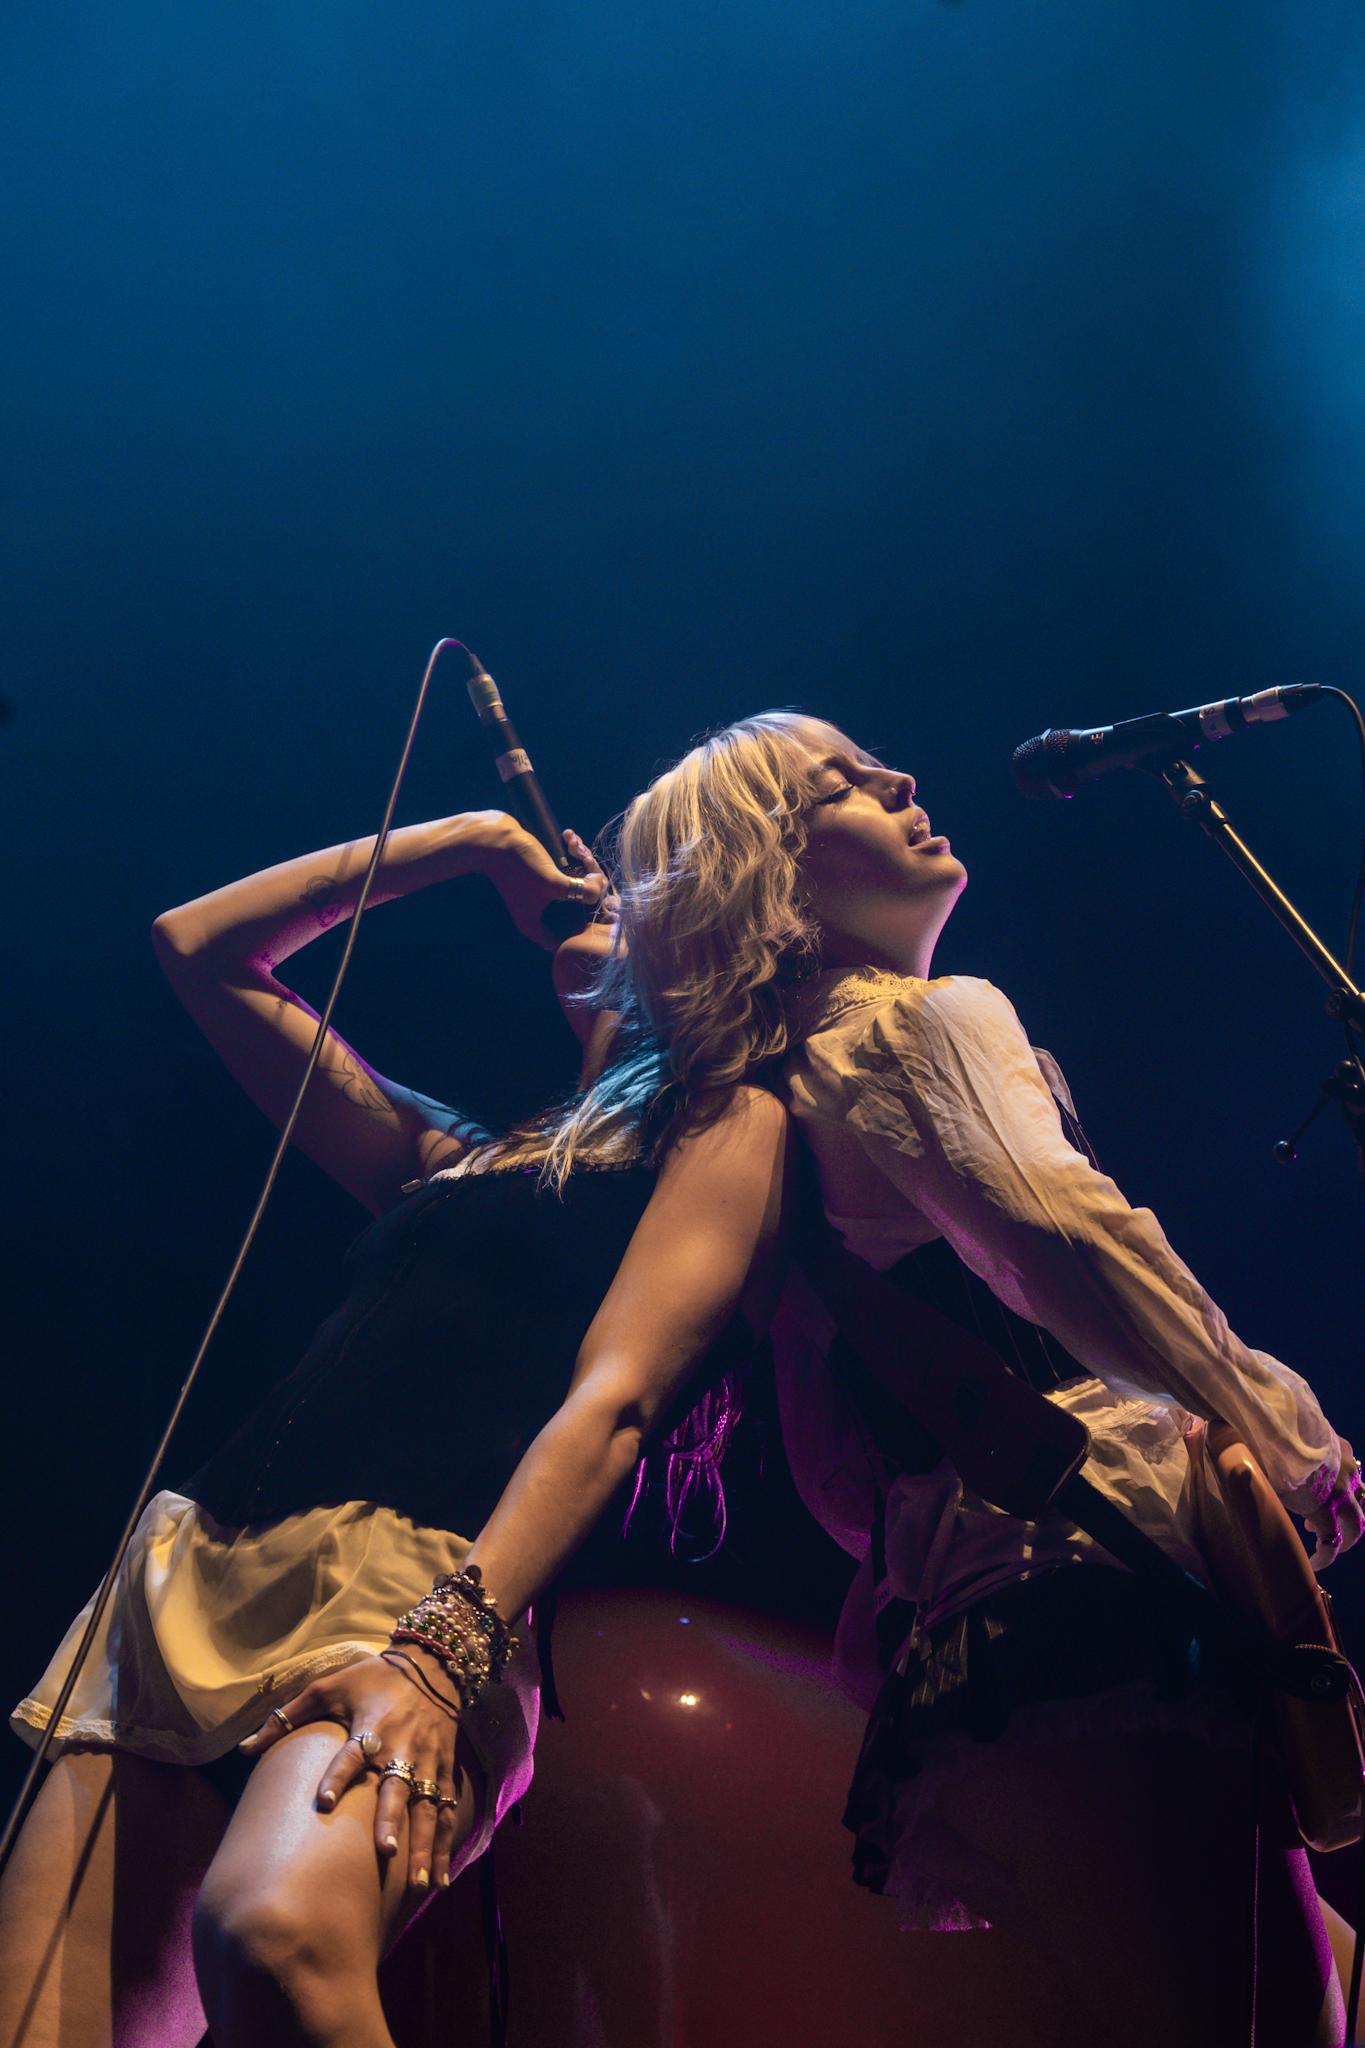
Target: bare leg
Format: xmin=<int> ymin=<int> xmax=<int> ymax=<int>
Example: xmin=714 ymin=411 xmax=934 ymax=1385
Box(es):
xmin=192 ymin=1721 xmax=487 ymax=2048
xmin=1320 ymin=1897 xmax=1361 ymax=2039
xmin=926 ymin=1727 xmax=1341 ymax=2048
xmin=0 ymin=1749 xmax=229 ymax=2048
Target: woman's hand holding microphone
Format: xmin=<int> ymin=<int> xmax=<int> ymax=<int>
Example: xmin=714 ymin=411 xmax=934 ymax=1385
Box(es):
xmin=466 ymin=813 xmax=613 ymax=950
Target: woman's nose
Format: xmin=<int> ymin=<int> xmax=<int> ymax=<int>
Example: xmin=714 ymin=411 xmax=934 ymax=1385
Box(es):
xmin=884 ymin=773 xmax=915 ymax=808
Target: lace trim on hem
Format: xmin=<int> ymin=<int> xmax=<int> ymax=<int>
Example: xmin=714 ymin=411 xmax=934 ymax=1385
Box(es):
xmin=10 ymin=1639 xmax=381 ymax=1766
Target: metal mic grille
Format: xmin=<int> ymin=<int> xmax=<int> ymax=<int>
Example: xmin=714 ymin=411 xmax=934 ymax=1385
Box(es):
xmin=1012 ymin=730 xmax=1070 ymax=800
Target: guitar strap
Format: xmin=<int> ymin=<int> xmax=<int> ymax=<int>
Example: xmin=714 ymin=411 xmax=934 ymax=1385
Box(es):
xmin=800 ymin=1218 xmax=1351 ymax=1710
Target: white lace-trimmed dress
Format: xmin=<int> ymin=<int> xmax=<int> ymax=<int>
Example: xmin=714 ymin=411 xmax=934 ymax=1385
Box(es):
xmin=773 ymin=967 xmax=1340 ymax=1932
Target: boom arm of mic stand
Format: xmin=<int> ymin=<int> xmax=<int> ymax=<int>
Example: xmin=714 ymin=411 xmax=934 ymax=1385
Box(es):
xmin=1152 ymin=756 xmax=1365 ymax=1027
xmin=1152 ymin=754 xmax=1365 ymax=1168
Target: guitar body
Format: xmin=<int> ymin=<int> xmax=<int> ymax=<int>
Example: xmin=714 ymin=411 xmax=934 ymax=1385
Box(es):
xmin=1186 ymin=1419 xmax=1365 ymax=1853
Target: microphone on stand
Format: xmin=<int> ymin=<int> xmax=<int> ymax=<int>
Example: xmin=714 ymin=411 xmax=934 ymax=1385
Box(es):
xmin=462 ymin=650 xmax=591 ymax=939
xmin=1012 ymin=684 xmax=1323 ymax=799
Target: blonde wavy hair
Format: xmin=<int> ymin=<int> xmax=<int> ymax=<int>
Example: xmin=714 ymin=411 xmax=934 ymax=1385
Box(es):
xmin=477 ymin=711 xmax=875 ymax=1542
xmin=481 ymin=710 xmax=875 ymax=1183
xmin=605 ymin=711 xmax=875 ymax=1082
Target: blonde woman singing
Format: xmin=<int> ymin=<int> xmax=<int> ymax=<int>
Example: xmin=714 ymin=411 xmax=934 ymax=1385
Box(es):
xmin=586 ymin=711 xmax=1363 ymax=2048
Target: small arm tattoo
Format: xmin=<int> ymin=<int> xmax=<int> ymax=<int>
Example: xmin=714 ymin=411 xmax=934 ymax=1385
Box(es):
xmin=332 ymin=1048 xmax=391 ymax=1116
xmin=303 ymin=875 xmax=345 ymax=928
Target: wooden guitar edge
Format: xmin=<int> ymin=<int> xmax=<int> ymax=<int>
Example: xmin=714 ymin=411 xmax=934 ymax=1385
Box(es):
xmin=1186 ymin=1419 xmax=1364 ymax=1854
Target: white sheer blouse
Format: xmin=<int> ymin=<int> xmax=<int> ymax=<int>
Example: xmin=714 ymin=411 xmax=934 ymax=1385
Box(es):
xmin=774 ymin=968 xmax=1340 ymax=1688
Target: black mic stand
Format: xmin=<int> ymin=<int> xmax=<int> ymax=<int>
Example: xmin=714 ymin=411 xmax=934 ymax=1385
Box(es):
xmin=1151 ymin=755 xmax=1365 ymax=1176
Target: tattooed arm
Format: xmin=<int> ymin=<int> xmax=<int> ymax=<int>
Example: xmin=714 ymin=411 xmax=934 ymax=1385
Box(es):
xmin=152 ymin=813 xmax=606 ymax=1213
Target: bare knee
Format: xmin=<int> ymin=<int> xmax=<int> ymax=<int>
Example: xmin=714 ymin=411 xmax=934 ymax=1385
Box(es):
xmin=194 ymin=1871 xmax=320 ymax=1982
xmin=192 ymin=1870 xmax=369 ymax=2040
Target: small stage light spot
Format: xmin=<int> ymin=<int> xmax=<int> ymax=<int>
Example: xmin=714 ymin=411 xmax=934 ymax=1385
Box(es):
xmin=678 ymin=1693 xmax=699 ymax=1708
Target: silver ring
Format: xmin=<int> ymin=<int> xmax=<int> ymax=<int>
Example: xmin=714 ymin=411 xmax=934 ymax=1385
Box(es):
xmin=411 ymin=1777 xmax=441 ymax=1804
xmin=566 ymin=876 xmax=591 ymax=904
xmin=380 ymin=1758 xmax=416 ymax=1790
xmin=271 ymin=1706 xmax=295 ymax=1733
xmin=353 ymin=1729 xmax=382 ymax=1761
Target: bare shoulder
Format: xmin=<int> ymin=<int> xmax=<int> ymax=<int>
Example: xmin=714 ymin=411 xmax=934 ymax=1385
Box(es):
xmin=653 ymin=1086 xmax=792 ymax=1238
xmin=616 ymin=1084 xmax=791 ymax=1338
xmin=663 ymin=1083 xmax=789 ymax=1165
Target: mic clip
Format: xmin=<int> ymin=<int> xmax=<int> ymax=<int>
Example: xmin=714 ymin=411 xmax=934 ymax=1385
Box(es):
xmin=1275 ymin=1059 xmax=1365 ymax=1171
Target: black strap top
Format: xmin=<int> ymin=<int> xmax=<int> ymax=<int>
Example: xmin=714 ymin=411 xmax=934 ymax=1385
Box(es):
xmin=187 ymin=1162 xmax=661 ymax=1536
xmin=820 ymin=1086 xmax=1101 ymax=1491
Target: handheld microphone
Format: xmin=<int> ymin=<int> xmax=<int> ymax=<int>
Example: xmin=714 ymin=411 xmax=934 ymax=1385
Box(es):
xmin=1012 ymin=684 xmax=1323 ymax=800
xmin=466 ymin=659 xmax=574 ymax=868
xmin=463 ymin=652 xmax=591 ymax=940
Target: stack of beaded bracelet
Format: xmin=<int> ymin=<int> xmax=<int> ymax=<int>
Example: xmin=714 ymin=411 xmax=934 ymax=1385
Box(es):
xmin=391 ymin=1565 xmax=518 ymax=1710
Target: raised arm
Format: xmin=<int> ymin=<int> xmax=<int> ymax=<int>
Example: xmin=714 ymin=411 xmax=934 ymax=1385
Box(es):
xmin=152 ymin=812 xmax=607 ymax=1214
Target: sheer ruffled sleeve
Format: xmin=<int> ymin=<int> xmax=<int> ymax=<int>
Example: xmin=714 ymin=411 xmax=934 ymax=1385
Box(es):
xmin=797 ymin=976 xmax=1339 ymax=1504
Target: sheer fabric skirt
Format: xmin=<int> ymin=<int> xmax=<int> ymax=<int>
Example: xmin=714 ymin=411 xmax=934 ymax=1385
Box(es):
xmin=11 ymin=1489 xmax=539 ymax=1856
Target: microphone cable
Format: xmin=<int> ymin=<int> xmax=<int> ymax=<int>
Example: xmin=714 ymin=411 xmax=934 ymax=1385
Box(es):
xmin=0 ymin=635 xmax=480 ymax=1880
